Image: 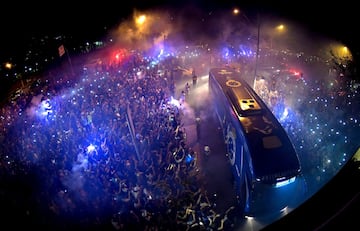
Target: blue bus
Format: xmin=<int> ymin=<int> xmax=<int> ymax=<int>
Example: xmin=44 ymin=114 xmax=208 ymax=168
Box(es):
xmin=208 ymin=67 xmax=302 ymax=216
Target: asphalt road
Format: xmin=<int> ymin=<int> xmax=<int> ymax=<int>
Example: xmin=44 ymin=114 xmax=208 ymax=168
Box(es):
xmin=178 ymin=73 xmax=238 ymax=214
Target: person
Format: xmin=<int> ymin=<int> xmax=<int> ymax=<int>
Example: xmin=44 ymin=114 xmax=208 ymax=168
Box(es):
xmin=204 ymin=145 xmax=210 ymax=157
xmin=179 ymin=90 xmax=186 ymax=106
xmin=192 ymin=74 xmax=197 ymax=87
xmin=185 ymin=82 xmax=190 ymax=95
xmin=196 ymin=116 xmax=201 ymax=141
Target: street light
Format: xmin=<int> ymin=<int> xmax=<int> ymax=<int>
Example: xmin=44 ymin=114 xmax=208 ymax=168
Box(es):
xmin=232 ymin=7 xmax=260 ymax=89
xmin=276 ymin=24 xmax=285 ymax=31
xmin=5 ymin=62 xmax=13 ymax=70
xmin=270 ymin=24 xmax=285 ymax=50
xmin=232 ymin=7 xmax=251 ymax=24
xmin=136 ymin=14 xmax=146 ymax=26
xmin=253 ymin=13 xmax=261 ymax=89
xmin=341 ymin=46 xmax=351 ymax=59
xmin=254 ymin=22 xmax=287 ymax=89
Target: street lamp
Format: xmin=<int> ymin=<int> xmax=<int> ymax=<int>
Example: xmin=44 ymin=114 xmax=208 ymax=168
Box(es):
xmin=135 ymin=14 xmax=147 ymax=35
xmin=270 ymin=24 xmax=285 ymax=50
xmin=232 ymin=7 xmax=260 ymax=89
xmin=136 ymin=14 xmax=146 ymax=26
xmin=253 ymin=13 xmax=261 ymax=89
xmin=276 ymin=24 xmax=285 ymax=31
xmin=341 ymin=46 xmax=350 ymax=59
xmin=5 ymin=62 xmax=13 ymax=70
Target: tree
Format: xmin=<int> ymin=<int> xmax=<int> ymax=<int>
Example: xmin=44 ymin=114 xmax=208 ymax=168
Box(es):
xmin=329 ymin=49 xmax=359 ymax=82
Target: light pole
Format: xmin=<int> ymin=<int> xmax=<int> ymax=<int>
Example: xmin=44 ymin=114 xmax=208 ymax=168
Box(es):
xmin=270 ymin=24 xmax=285 ymax=50
xmin=232 ymin=8 xmax=260 ymax=89
xmin=253 ymin=13 xmax=260 ymax=90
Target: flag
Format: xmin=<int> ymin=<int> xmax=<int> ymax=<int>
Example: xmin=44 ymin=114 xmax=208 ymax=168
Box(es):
xmin=127 ymin=104 xmax=136 ymax=138
xmin=58 ymin=45 xmax=65 ymax=57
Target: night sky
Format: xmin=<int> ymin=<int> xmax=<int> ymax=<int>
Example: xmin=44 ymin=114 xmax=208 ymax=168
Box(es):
xmin=1 ymin=0 xmax=359 ymax=60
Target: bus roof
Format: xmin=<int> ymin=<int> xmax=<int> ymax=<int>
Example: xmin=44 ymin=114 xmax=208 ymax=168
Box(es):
xmin=209 ymin=67 xmax=300 ymax=179
xmin=209 ymin=68 xmax=264 ymax=116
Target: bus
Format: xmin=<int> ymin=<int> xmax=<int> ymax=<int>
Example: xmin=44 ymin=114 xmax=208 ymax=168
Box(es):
xmin=208 ymin=67 xmax=302 ymax=217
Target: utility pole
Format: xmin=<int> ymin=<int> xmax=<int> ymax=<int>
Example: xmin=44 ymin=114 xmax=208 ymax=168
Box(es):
xmin=254 ymin=13 xmax=260 ymax=90
xmin=65 ymin=46 xmax=75 ymax=77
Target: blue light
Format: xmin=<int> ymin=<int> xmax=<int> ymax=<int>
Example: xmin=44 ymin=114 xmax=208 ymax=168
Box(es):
xmin=185 ymin=154 xmax=194 ymax=164
xmin=275 ymin=177 xmax=296 ymax=188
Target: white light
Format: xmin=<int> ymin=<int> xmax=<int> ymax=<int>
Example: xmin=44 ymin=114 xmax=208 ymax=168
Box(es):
xmin=275 ymin=176 xmax=296 ymax=188
xmin=87 ymin=144 xmax=96 ymax=153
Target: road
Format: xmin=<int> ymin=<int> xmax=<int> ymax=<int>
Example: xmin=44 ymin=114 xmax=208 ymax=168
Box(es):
xmin=177 ymin=72 xmax=238 ymax=214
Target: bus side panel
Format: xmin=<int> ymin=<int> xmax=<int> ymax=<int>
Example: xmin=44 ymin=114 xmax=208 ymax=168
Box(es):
xmin=228 ymin=111 xmax=256 ymax=214
xmin=209 ymin=70 xmax=253 ymax=215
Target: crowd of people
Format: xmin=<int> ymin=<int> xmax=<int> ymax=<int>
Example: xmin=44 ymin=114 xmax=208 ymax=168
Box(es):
xmin=0 ymin=43 xmax=359 ymax=231
xmin=252 ymin=51 xmax=360 ymax=194
xmin=0 ymin=50 xmax=240 ymax=230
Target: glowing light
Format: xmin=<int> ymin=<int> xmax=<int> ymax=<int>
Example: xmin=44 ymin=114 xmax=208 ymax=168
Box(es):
xmin=280 ymin=107 xmax=289 ymax=121
xmin=136 ymin=15 xmax=146 ymax=25
xmin=280 ymin=206 xmax=289 ymax=214
xmin=169 ymin=96 xmax=181 ymax=108
xmin=185 ymin=154 xmax=194 ymax=164
xmin=245 ymin=215 xmax=254 ymax=220
xmin=5 ymin=62 xmax=12 ymax=69
xmin=276 ymin=24 xmax=285 ymax=31
xmin=87 ymin=144 xmax=96 ymax=153
xmin=275 ymin=176 xmax=296 ymax=188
